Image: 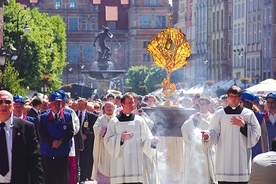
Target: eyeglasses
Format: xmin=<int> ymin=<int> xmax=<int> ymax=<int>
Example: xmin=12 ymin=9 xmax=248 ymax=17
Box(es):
xmin=228 ymin=95 xmax=240 ymax=99
xmin=104 ymin=105 xmax=114 ymax=108
xmin=266 ymin=101 xmax=275 ymax=105
xmin=0 ymin=100 xmax=12 ymax=105
xmin=123 ymin=102 xmax=135 ymax=105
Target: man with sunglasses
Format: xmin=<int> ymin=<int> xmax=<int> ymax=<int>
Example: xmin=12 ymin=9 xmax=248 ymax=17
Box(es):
xmin=202 ymin=86 xmax=261 ymax=184
xmin=0 ymin=90 xmax=44 ymax=184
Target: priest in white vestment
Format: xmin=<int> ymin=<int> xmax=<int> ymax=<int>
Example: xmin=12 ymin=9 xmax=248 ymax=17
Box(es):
xmin=104 ymin=93 xmax=158 ymax=184
xmin=181 ymin=96 xmax=215 ymax=184
xmin=92 ymin=101 xmax=115 ymax=183
xmin=202 ymin=86 xmax=261 ymax=183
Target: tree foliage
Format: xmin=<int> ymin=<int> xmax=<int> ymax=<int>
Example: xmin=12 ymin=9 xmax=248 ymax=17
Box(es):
xmin=125 ymin=65 xmax=149 ymax=94
xmin=2 ymin=62 xmax=26 ymax=95
xmin=3 ymin=0 xmax=66 ymax=94
xmin=126 ymin=64 xmax=186 ymax=95
xmin=144 ymin=65 xmax=166 ymax=93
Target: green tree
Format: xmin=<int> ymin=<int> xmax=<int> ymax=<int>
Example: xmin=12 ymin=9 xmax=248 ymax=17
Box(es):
xmin=126 ymin=65 xmax=187 ymax=95
xmin=2 ymin=62 xmax=26 ymax=95
xmin=144 ymin=65 xmax=186 ymax=93
xmin=3 ymin=0 xmax=66 ymax=94
xmin=125 ymin=65 xmax=149 ymax=94
xmin=144 ymin=65 xmax=166 ymax=93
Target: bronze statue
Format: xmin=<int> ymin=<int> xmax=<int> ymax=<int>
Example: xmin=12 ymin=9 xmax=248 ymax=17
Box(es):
xmin=93 ymin=26 xmax=113 ymax=61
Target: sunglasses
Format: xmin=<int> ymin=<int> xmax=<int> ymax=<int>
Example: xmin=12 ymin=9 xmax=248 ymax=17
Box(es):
xmin=0 ymin=100 xmax=12 ymax=105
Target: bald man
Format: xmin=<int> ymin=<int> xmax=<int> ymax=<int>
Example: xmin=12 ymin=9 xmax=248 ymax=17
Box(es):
xmin=0 ymin=90 xmax=44 ymax=184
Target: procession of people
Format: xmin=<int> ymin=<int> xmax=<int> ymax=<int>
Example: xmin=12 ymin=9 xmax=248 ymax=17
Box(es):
xmin=0 ymin=85 xmax=276 ymax=184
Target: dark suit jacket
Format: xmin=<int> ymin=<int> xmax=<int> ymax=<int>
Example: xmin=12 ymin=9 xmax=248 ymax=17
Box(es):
xmin=74 ymin=125 xmax=84 ymax=156
xmin=76 ymin=110 xmax=98 ymax=150
xmin=27 ymin=108 xmax=39 ymax=118
xmin=11 ymin=117 xmax=44 ymax=184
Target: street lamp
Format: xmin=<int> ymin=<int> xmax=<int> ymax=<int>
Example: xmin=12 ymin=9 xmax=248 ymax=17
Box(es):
xmin=42 ymin=73 xmax=49 ymax=98
xmin=0 ymin=0 xmax=9 ymax=7
xmin=78 ymin=64 xmax=85 ymax=85
xmin=67 ymin=65 xmax=72 ymax=84
xmin=15 ymin=6 xmax=32 ymax=51
xmin=233 ymin=44 xmax=246 ymax=79
xmin=0 ymin=47 xmax=7 ymax=89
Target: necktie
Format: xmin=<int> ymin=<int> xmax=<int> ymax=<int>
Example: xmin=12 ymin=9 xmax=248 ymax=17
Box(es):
xmin=79 ymin=112 xmax=82 ymax=126
xmin=0 ymin=122 xmax=9 ymax=176
xmin=55 ymin=114 xmax=58 ymax=121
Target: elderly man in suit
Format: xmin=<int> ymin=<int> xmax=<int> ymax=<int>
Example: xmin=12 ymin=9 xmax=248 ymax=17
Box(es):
xmin=76 ymin=98 xmax=98 ymax=183
xmin=0 ymin=90 xmax=44 ymax=184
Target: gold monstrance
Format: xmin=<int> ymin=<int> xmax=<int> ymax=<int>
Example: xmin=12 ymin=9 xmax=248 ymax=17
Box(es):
xmin=147 ymin=13 xmax=192 ymax=107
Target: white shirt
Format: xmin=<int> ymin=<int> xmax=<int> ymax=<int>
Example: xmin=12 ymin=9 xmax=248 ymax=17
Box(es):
xmin=0 ymin=116 xmax=13 ymax=183
xmin=65 ymin=106 xmax=80 ymax=135
xmin=32 ymin=107 xmax=39 ymax=115
xmin=51 ymin=112 xmax=60 ymax=120
xmin=78 ymin=110 xmax=86 ymax=127
xmin=268 ymin=112 xmax=276 ymax=125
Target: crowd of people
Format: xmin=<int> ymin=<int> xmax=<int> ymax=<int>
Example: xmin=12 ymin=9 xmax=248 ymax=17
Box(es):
xmin=0 ymin=85 xmax=275 ymax=184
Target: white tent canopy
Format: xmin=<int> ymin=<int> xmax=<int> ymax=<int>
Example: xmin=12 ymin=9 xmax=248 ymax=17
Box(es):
xmin=26 ymin=90 xmax=45 ymax=99
xmin=246 ymin=78 xmax=276 ymax=94
xmin=185 ymin=83 xmax=204 ymax=94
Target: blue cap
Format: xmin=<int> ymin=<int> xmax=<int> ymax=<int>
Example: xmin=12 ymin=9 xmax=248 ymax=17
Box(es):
xmin=50 ymin=92 xmax=63 ymax=102
xmin=55 ymin=90 xmax=68 ymax=101
xmin=266 ymin=92 xmax=276 ymax=100
xmin=13 ymin=95 xmax=26 ymax=104
xmin=254 ymin=95 xmax=260 ymax=102
xmin=241 ymin=90 xmax=255 ymax=103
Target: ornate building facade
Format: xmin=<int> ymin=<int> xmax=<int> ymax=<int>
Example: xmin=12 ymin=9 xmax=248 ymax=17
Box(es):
xmin=16 ymin=0 xmax=171 ymax=87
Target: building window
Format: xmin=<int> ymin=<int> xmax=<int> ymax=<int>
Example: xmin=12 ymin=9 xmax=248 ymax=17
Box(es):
xmin=143 ymin=41 xmax=148 ymax=48
xmin=143 ymin=54 xmax=151 ymax=62
xmin=228 ymin=43 xmax=231 ymax=59
xmin=69 ymin=0 xmax=76 ymax=9
xmin=268 ymin=7 xmax=272 ymax=24
xmin=156 ymin=15 xmax=166 ymax=28
xmin=82 ymin=44 xmax=93 ymax=64
xmin=68 ymin=45 xmax=80 ymax=64
xmin=69 ymin=18 xmax=78 ymax=31
xmin=106 ymin=6 xmax=118 ymax=21
xmin=145 ymin=0 xmax=151 ymax=6
xmin=107 ymin=22 xmax=116 ymax=30
xmin=228 ymin=15 xmax=232 ymax=30
xmin=140 ymin=15 xmax=151 ymax=28
xmin=87 ymin=23 xmax=91 ymax=31
xmin=55 ymin=0 xmax=61 ymax=9
xmin=121 ymin=0 xmax=129 ymax=4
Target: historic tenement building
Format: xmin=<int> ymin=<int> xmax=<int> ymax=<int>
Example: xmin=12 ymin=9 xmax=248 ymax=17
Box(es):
xmin=16 ymin=0 xmax=276 ymax=88
xmin=16 ymin=0 xmax=171 ymax=86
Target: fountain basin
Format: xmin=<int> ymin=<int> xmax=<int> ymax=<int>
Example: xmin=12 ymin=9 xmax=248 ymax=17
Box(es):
xmin=82 ymin=70 xmax=126 ymax=80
